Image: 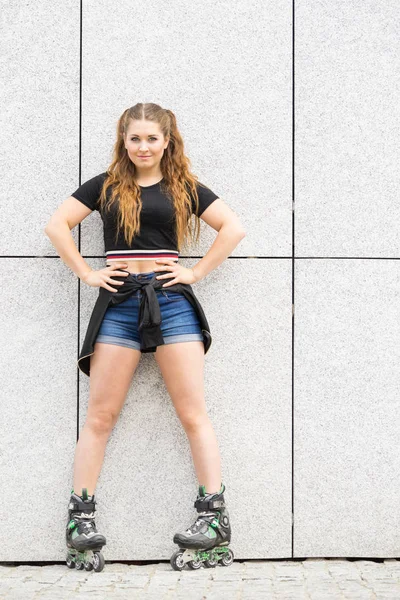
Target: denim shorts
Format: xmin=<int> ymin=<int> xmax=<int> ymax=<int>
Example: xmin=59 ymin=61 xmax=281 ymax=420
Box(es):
xmin=95 ymin=270 xmax=204 ymax=351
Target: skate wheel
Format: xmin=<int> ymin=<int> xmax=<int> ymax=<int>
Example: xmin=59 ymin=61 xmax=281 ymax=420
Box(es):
xmin=170 ymin=549 xmax=185 ymax=571
xmin=84 ymin=561 xmax=94 ymax=571
xmin=66 ymin=555 xmax=75 ymax=569
xmin=75 ymin=560 xmax=84 ymax=570
xmin=93 ymin=551 xmax=105 ymax=572
xmin=220 ymin=548 xmax=234 ymax=567
xmin=204 ymin=558 xmax=218 ymax=568
xmin=187 ymin=559 xmax=202 ymax=570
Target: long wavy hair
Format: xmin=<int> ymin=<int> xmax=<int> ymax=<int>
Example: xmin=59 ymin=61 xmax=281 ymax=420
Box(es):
xmin=98 ymin=103 xmax=209 ymax=252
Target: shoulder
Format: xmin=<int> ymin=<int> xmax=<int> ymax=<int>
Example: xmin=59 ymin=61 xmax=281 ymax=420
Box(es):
xmin=194 ymin=180 xmax=218 ymax=196
xmin=188 ymin=180 xmax=220 ymax=217
xmin=185 ymin=179 xmax=218 ymax=197
xmin=85 ymin=171 xmax=110 ymax=195
xmin=70 ymin=171 xmax=110 ymax=211
xmin=97 ymin=172 xmax=109 ymax=186
xmin=78 ymin=171 xmax=108 ymax=191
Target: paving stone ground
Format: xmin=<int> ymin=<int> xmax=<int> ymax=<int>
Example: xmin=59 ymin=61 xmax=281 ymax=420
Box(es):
xmin=1 ymin=558 xmax=400 ymax=599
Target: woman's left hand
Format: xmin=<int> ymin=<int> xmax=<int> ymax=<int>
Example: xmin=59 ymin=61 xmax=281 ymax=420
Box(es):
xmin=154 ymin=259 xmax=198 ymax=287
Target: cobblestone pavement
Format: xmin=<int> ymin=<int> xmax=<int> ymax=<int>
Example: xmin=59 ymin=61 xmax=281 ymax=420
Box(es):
xmin=1 ymin=558 xmax=400 ymax=599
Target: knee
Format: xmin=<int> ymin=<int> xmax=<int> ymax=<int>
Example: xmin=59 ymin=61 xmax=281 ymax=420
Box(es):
xmin=179 ymin=410 xmax=209 ymax=434
xmin=86 ymin=411 xmax=115 ymax=436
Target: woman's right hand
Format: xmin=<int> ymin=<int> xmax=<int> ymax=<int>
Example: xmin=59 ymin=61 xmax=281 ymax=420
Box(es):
xmin=81 ymin=263 xmax=130 ymax=292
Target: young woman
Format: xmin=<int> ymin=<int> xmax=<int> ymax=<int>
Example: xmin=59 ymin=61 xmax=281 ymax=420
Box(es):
xmin=44 ymin=103 xmax=246 ymax=571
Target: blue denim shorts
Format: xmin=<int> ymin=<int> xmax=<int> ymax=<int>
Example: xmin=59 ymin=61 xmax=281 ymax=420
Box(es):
xmin=95 ymin=270 xmax=204 ymax=351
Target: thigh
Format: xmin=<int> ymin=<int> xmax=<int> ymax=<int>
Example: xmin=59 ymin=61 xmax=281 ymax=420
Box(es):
xmin=154 ymin=340 xmax=205 ymax=421
xmin=87 ymin=341 xmax=141 ymax=424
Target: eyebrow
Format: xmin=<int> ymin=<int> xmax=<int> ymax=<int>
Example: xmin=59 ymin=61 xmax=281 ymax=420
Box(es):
xmin=129 ymin=134 xmax=159 ymax=137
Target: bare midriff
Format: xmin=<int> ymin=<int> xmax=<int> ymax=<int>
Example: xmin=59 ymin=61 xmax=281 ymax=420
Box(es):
xmin=107 ymin=259 xmax=175 ymax=275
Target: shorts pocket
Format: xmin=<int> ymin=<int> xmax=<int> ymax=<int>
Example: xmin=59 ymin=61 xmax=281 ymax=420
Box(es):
xmin=160 ymin=289 xmax=186 ymax=302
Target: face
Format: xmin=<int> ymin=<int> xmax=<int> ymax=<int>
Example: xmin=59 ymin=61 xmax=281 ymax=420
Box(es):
xmin=124 ymin=119 xmax=169 ymax=171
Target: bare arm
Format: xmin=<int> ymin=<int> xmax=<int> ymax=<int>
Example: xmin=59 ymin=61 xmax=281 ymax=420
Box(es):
xmin=191 ymin=198 xmax=246 ymax=282
xmin=44 ymin=197 xmax=94 ymax=281
xmin=44 ymin=220 xmax=93 ymax=281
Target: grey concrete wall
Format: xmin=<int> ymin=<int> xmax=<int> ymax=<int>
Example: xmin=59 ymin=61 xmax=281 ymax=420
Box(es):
xmin=1 ymin=0 xmax=398 ymax=561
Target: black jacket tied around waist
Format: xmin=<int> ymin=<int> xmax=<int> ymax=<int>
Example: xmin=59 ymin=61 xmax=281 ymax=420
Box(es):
xmin=77 ymin=269 xmax=212 ymax=377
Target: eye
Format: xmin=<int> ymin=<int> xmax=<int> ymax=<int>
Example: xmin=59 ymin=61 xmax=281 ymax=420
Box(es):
xmin=131 ymin=136 xmax=157 ymax=141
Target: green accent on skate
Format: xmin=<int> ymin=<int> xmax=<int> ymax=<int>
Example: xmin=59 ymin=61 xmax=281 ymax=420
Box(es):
xmin=210 ymin=518 xmax=219 ymax=529
xmin=71 ymin=529 xmax=80 ymax=540
xmin=204 ymin=527 xmax=217 ymax=539
xmin=200 ymin=482 xmax=224 ymax=495
xmin=67 ymin=520 xmax=77 ymax=530
xmin=194 ymin=549 xmax=212 ymax=561
xmin=193 ymin=545 xmax=230 ymax=562
xmin=67 ymin=548 xmax=91 ymax=560
xmin=214 ymin=546 xmax=230 ymax=555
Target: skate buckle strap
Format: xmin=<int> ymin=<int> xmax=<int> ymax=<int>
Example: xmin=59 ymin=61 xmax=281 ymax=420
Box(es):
xmin=194 ymin=497 xmax=224 ymax=511
xmin=68 ymin=500 xmax=95 ymax=512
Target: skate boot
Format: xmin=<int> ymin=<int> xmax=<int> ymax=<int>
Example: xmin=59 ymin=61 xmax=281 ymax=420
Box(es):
xmin=65 ymin=488 xmax=106 ymax=572
xmin=170 ymin=482 xmax=233 ymax=571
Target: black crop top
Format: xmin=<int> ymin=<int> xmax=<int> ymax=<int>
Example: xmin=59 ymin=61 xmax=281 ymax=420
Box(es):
xmin=71 ymin=173 xmax=219 ymax=263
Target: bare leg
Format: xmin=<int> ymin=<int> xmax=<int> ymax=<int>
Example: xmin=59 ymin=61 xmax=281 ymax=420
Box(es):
xmin=154 ymin=340 xmax=222 ymax=494
xmin=73 ymin=342 xmax=141 ymax=496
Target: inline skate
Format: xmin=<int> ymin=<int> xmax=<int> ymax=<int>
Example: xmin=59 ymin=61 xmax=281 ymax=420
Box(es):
xmin=170 ymin=483 xmax=234 ymax=571
xmin=65 ymin=488 xmax=106 ymax=572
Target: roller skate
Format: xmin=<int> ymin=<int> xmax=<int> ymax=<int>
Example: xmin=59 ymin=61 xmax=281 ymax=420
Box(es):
xmin=65 ymin=488 xmax=106 ymax=572
xmin=170 ymin=482 xmax=234 ymax=571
